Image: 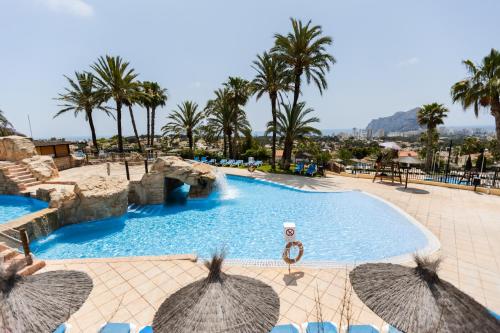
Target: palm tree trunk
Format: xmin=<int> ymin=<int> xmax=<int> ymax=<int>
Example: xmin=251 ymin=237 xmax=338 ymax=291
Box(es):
xmin=116 ymin=101 xmax=123 ymax=153
xmin=292 ymin=72 xmax=302 ymax=109
xmin=188 ymin=129 xmax=193 ymax=152
xmin=223 ymin=134 xmax=227 ymax=157
xmin=151 ymin=106 xmax=156 ymax=146
xmin=492 ymin=101 xmax=500 ymax=157
xmin=425 ymin=129 xmax=433 ymax=171
xmin=86 ymin=108 xmax=99 ymax=154
xmin=282 ymin=138 xmax=293 ymax=170
xmin=146 ymin=106 xmax=151 ymax=146
xmin=128 ymin=105 xmax=142 ymax=152
xmin=270 ymin=93 xmax=277 ymax=170
xmin=227 ymin=129 xmax=233 ymax=158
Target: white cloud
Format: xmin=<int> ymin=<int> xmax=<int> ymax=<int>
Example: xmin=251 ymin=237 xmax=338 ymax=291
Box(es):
xmin=38 ymin=0 xmax=94 ymax=17
xmin=397 ymin=57 xmax=419 ymax=67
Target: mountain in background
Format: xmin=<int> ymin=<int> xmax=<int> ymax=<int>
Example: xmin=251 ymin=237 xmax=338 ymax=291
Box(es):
xmin=365 ymin=107 xmax=421 ymax=133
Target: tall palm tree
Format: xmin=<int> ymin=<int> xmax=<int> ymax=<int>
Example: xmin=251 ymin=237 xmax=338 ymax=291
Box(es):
xmin=148 ymin=82 xmax=168 ymax=147
xmin=54 ymin=72 xmax=112 ymax=152
xmin=269 ymin=102 xmax=321 ymax=169
xmin=252 ymin=51 xmax=292 ymax=170
xmin=224 ymin=77 xmax=251 ymax=158
xmin=162 ymin=101 xmax=204 ymax=152
xmin=451 ymin=48 xmax=500 ymax=156
xmin=91 ymin=55 xmax=138 ymax=153
xmin=273 ymin=18 xmax=335 ymax=112
xmin=123 ymin=82 xmax=144 ymax=152
xmin=417 ymin=103 xmax=449 ymax=171
xmin=206 ymin=88 xmax=233 ymax=157
xmin=140 ymin=81 xmax=154 ymax=146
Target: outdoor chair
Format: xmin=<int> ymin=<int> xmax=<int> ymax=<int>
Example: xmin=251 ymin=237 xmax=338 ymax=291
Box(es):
xmin=208 ymin=158 xmax=216 ymax=165
xmin=53 ymin=323 xmax=71 ymax=333
xmin=303 ymin=321 xmax=338 ymax=333
xmin=225 ymin=159 xmax=235 ymax=166
xmin=194 ymin=156 xmax=200 ymax=161
xmin=254 ymin=160 xmax=263 ymax=167
xmin=138 ymin=326 xmax=153 ymax=333
xmin=98 ymin=322 xmax=136 ymax=333
xmin=270 ymin=323 xmax=301 ymax=333
xmin=343 ymin=324 xmax=379 ymax=333
xmin=381 ymin=324 xmax=402 ymax=333
xmin=218 ymin=159 xmax=227 ymax=166
xmin=305 ymin=163 xmax=317 ymax=176
xmin=201 ymin=156 xmax=208 ymax=163
xmin=233 ymin=160 xmax=243 ymax=167
xmin=294 ymin=162 xmax=304 ymax=174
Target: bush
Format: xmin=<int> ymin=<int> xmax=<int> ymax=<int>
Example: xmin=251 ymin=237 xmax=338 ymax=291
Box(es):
xmin=242 ymin=147 xmax=270 ymax=161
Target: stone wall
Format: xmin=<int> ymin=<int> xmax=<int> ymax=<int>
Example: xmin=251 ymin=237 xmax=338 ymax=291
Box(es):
xmin=0 ymin=168 xmax=20 ymax=194
xmin=49 ymin=175 xmax=129 ymax=224
xmin=0 ymin=136 xmax=37 ymax=161
xmin=21 ymin=155 xmax=59 ymax=181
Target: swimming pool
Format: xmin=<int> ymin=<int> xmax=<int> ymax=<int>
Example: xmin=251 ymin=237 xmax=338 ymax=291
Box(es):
xmin=31 ymin=175 xmax=434 ymax=263
xmin=0 ymin=195 xmax=48 ymax=224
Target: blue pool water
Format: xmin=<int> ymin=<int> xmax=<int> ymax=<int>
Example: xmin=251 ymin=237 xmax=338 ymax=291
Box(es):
xmin=31 ymin=175 xmax=429 ymax=262
xmin=0 ymin=195 xmax=48 ymax=224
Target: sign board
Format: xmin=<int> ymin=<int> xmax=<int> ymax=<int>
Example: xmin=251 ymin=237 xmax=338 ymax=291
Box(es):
xmin=283 ymin=222 xmax=296 ymax=242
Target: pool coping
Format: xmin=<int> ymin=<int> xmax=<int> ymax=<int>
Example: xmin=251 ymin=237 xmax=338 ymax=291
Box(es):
xmin=33 ymin=171 xmax=441 ymax=268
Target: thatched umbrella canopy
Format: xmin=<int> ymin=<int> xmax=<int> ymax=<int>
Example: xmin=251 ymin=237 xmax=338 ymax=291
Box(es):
xmin=350 ymin=256 xmax=500 ymax=333
xmin=0 ymin=263 xmax=93 ymax=333
xmin=153 ymin=253 xmax=280 ymax=333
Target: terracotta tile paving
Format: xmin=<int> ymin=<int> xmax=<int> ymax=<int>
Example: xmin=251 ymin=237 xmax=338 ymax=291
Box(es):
xmin=36 ymin=167 xmax=500 ymax=331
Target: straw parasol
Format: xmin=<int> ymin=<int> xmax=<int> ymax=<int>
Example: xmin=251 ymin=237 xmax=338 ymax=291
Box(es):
xmin=350 ymin=256 xmax=500 ymax=333
xmin=0 ymin=262 xmax=93 ymax=332
xmin=152 ymin=253 xmax=280 ymax=333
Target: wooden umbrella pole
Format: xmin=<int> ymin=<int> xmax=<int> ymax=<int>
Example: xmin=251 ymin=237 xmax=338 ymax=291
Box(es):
xmin=19 ymin=228 xmax=33 ymax=265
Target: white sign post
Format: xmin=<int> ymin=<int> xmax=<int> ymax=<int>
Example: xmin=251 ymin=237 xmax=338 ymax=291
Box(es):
xmin=283 ymin=222 xmax=296 ymax=243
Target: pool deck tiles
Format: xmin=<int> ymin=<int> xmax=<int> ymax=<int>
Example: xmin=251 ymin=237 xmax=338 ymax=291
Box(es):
xmin=34 ymin=164 xmax=500 ymax=331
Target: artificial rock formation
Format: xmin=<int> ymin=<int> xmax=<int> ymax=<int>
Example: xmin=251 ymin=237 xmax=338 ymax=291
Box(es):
xmin=0 ymin=136 xmax=37 ymax=161
xmin=21 ymin=155 xmax=59 ymax=181
xmin=49 ymin=175 xmax=129 ymax=224
xmin=129 ymin=156 xmax=217 ymax=204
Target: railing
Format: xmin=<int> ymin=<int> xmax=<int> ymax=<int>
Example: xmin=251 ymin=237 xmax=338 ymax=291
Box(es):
xmin=347 ymin=163 xmax=500 ymax=189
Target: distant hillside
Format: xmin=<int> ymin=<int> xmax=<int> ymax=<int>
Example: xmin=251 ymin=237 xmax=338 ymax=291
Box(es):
xmin=366 ymin=107 xmax=421 ymax=133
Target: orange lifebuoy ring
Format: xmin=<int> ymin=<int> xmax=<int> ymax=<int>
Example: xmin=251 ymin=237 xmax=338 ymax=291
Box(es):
xmin=282 ymin=241 xmax=304 ymax=264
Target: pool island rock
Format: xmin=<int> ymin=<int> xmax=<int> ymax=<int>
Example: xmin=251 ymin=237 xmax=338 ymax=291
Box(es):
xmin=129 ymin=156 xmax=217 ymax=204
xmin=49 ymin=175 xmax=129 ymax=224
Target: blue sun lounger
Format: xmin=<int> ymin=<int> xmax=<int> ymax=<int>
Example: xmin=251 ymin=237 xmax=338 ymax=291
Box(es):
xmin=305 ymin=163 xmax=317 ymax=176
xmin=201 ymin=156 xmax=208 ymax=163
xmin=303 ymin=321 xmax=338 ymax=332
xmin=346 ymin=324 xmax=379 ymax=333
xmin=270 ymin=323 xmax=301 ymax=333
xmin=138 ymin=326 xmax=153 ymax=333
xmin=218 ymin=159 xmax=227 ymax=166
xmin=193 ymin=156 xmax=200 ymax=162
xmin=294 ymin=162 xmax=304 ymax=174
xmin=208 ymin=158 xmax=216 ymax=165
xmin=254 ymin=160 xmax=263 ymax=167
xmin=53 ymin=323 xmax=71 ymax=333
xmin=98 ymin=322 xmax=136 ymax=333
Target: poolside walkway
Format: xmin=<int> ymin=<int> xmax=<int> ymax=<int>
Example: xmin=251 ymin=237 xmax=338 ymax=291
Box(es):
xmin=36 ymin=164 xmax=500 ymax=332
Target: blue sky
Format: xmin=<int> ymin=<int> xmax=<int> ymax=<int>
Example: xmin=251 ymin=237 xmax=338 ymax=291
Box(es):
xmin=1 ymin=0 xmax=499 ymax=139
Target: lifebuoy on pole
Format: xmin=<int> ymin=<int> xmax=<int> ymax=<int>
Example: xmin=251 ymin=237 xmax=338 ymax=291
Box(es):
xmin=282 ymin=241 xmax=304 ymax=264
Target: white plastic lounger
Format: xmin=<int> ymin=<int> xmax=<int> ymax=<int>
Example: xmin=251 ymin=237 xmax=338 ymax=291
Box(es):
xmin=98 ymin=322 xmax=136 ymax=333
xmin=270 ymin=323 xmax=301 ymax=333
xmin=302 ymin=321 xmax=338 ymax=333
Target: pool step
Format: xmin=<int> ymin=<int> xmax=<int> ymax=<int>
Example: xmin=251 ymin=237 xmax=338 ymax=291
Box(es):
xmin=0 ymin=248 xmax=18 ymax=261
xmin=0 ymin=243 xmax=46 ymax=276
xmin=0 ymin=162 xmax=43 ymax=193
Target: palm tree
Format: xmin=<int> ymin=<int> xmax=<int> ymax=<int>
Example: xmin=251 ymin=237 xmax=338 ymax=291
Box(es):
xmin=91 ymin=55 xmax=138 ymax=153
xmin=162 ymin=101 xmax=204 ymax=152
xmin=268 ymin=102 xmax=321 ymax=169
xmin=252 ymin=51 xmax=292 ymax=170
xmin=272 ymin=18 xmax=335 ymax=112
xmin=123 ymin=82 xmax=144 ymax=152
xmin=451 ymin=48 xmax=500 ymax=156
xmin=148 ymin=82 xmax=168 ymax=147
xmin=206 ymin=88 xmax=233 ymax=157
xmin=140 ymin=81 xmax=154 ymax=146
xmin=0 ymin=109 xmax=14 ymax=136
xmin=417 ymin=103 xmax=449 ymax=171
xmin=224 ymin=77 xmax=251 ymax=158
xmin=54 ymin=72 xmax=112 ymax=152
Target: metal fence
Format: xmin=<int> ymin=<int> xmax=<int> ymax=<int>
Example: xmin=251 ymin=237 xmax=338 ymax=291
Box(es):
xmin=348 ymin=163 xmax=500 ymax=189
